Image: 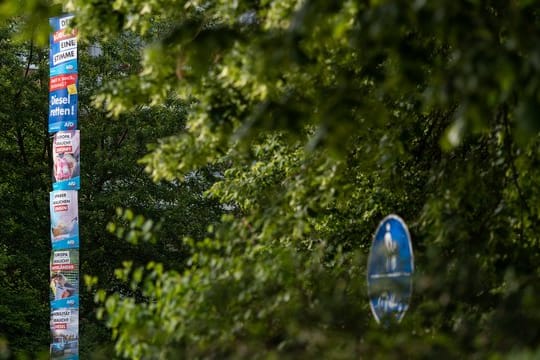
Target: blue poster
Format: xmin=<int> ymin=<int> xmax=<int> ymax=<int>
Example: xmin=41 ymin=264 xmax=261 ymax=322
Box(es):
xmin=49 ymin=15 xmax=78 ymax=133
xmin=49 ymin=15 xmax=77 ymax=68
xmin=367 ymin=215 xmax=414 ymax=324
xmin=49 ymin=82 xmax=78 ymax=133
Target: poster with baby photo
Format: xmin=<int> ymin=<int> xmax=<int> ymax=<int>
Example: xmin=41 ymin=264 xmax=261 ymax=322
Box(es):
xmin=50 ymin=249 xmax=79 ymax=310
xmin=50 ymin=307 xmax=79 ymax=359
xmin=50 ymin=190 xmax=79 ymax=250
xmin=52 ymin=130 xmax=80 ymax=191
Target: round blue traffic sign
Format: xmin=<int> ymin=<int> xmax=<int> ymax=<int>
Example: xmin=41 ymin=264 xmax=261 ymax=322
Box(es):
xmin=367 ymin=214 xmax=414 ymax=324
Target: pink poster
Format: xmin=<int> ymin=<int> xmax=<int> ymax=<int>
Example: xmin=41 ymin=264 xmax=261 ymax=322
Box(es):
xmin=52 ymin=130 xmax=80 ymax=191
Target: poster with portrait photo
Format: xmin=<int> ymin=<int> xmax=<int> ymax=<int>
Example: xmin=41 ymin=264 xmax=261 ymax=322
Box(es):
xmin=50 ymin=249 xmax=79 ymax=310
xmin=52 ymin=130 xmax=80 ymax=191
xmin=50 ymin=190 xmax=79 ymax=250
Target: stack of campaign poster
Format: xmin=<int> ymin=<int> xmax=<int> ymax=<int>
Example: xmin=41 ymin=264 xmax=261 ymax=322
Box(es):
xmin=49 ymin=14 xmax=79 ymax=360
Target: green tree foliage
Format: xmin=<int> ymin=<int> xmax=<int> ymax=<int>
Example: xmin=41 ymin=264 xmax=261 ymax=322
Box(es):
xmin=51 ymin=0 xmax=540 ymax=358
xmin=4 ymin=0 xmax=540 ymax=358
xmin=0 ymin=19 xmax=51 ymax=358
xmin=75 ymin=30 xmax=225 ymax=358
xmin=0 ymin=15 xmax=223 ymax=358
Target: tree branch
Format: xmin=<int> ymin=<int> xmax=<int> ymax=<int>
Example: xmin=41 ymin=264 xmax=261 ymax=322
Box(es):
xmin=501 ymin=105 xmax=529 ymax=241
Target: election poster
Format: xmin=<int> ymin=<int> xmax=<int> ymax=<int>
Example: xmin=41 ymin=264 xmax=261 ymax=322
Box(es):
xmin=50 ymin=249 xmax=79 ymax=310
xmin=52 ymin=130 xmax=80 ymax=191
xmin=50 ymin=308 xmax=79 ymax=359
xmin=50 ymin=14 xmax=79 ymax=359
xmin=50 ymin=190 xmax=79 ymax=250
xmin=49 ymin=15 xmax=78 ymax=133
